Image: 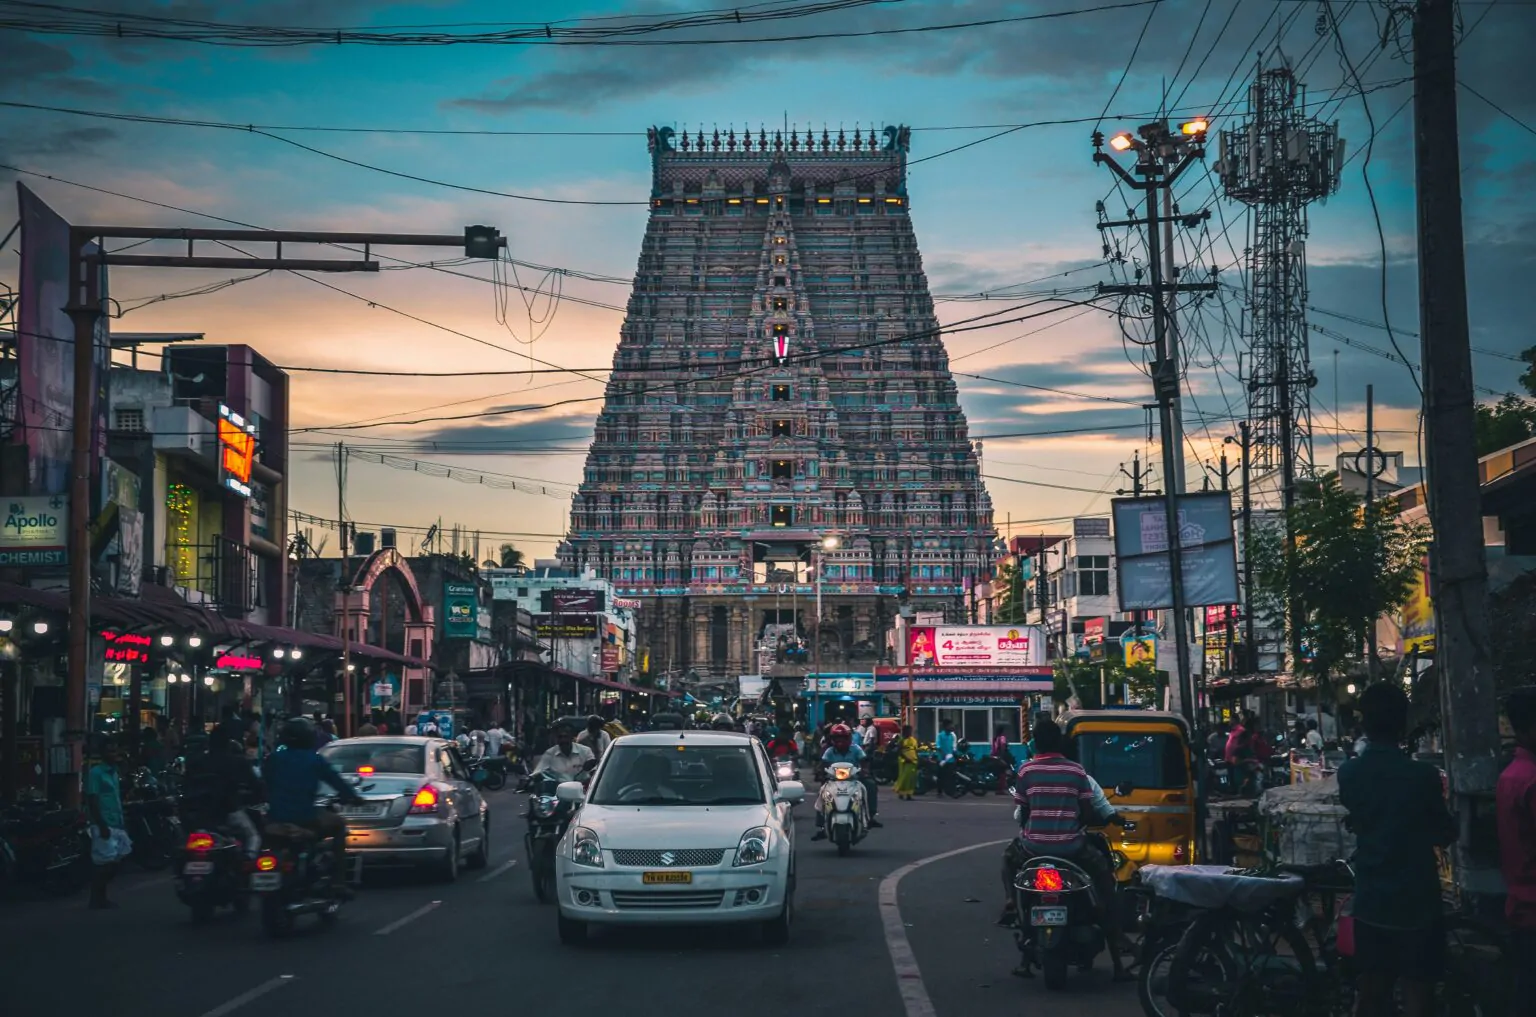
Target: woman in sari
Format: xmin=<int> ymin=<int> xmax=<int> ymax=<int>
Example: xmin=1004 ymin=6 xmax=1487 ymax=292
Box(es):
xmin=894 ymin=724 xmax=920 ymax=800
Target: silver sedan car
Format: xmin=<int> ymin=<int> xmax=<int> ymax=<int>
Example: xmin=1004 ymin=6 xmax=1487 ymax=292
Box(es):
xmin=319 ymin=737 xmax=490 ymax=882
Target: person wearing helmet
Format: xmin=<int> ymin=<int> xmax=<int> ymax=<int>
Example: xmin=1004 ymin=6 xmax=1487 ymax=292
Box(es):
xmin=262 ymin=717 xmax=364 ymax=889
xmin=812 ymin=722 xmax=882 ymax=840
xmin=648 ymin=712 xmax=686 ymax=731
xmin=577 ymin=715 xmax=612 ymax=760
xmin=711 ymin=713 xmax=736 ymax=732
xmin=532 ymin=720 xmax=596 ymax=782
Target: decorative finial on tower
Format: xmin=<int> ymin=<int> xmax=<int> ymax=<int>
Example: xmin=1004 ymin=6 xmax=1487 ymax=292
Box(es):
xmin=789 ymin=129 xmax=799 ymax=151
xmin=759 ymin=127 xmax=768 ymax=151
xmin=837 ymin=126 xmax=847 ymax=151
xmin=852 ymin=123 xmax=863 ymax=150
xmin=773 ymin=129 xmax=783 ymax=151
xmin=727 ymin=127 xmax=736 ymax=151
xmin=711 ymin=127 xmax=720 ymax=151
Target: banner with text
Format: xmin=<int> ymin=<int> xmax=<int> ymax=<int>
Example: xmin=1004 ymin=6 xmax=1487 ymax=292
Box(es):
xmin=907 ymin=625 xmax=1045 ymax=668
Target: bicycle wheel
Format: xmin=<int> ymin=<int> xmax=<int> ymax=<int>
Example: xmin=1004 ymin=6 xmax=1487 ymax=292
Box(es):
xmin=1439 ymin=915 xmax=1510 ymax=1017
xmin=1167 ymin=909 xmax=1319 ymax=1017
xmin=1138 ymin=940 xmax=1179 ymax=1017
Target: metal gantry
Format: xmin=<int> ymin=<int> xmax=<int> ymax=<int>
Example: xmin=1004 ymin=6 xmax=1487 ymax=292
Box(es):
xmin=1216 ymin=63 xmax=1343 ymax=502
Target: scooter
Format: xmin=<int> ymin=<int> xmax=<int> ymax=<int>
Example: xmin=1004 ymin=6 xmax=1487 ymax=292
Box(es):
xmin=817 ymin=762 xmax=868 ymax=857
xmin=1011 ymin=831 xmax=1118 ymax=990
xmin=774 ymin=757 xmax=799 ymax=786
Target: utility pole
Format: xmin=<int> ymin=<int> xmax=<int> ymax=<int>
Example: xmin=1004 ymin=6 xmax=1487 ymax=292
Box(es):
xmin=60 ymin=224 xmax=506 ymax=791
xmin=337 ymin=441 xmax=353 ymax=738
xmin=1118 ymin=452 xmax=1162 ymax=648
xmin=1225 ymin=424 xmax=1256 ymax=672
xmin=1214 ymin=450 xmax=1237 ymax=675
xmin=1094 ymin=120 xmax=1217 ymax=730
xmin=1362 ymin=385 xmax=1381 ymax=681
xmin=1412 ymin=0 xmax=1500 ymax=907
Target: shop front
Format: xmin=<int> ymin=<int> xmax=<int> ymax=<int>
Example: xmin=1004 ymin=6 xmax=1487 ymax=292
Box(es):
xmin=873 ymin=666 xmax=1054 ymax=756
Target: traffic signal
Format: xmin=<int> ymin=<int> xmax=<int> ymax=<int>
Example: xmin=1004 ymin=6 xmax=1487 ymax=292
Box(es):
xmin=464 ymin=225 xmax=502 ymax=259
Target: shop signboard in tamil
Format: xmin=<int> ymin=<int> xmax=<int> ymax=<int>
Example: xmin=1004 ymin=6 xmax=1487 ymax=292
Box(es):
xmin=600 ymin=645 xmax=620 ymax=673
xmin=443 ymin=581 xmax=479 ymax=639
xmin=0 ymin=495 xmax=68 ymax=566
xmin=1122 ymin=630 xmax=1157 ymax=669
xmin=215 ymin=653 xmax=263 ymax=672
xmin=907 ymin=625 xmax=1045 ymax=667
xmin=805 ymin=676 xmax=876 ymax=694
xmin=1073 ymin=517 xmax=1111 ymax=538
xmin=101 ymin=630 xmax=151 ymax=664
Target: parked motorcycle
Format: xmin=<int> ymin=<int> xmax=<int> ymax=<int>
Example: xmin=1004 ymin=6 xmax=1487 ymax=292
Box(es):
xmin=817 ymin=761 xmax=868 ymax=857
xmin=249 ymin=797 xmax=350 ymax=938
xmin=470 ymin=755 xmax=511 ymax=792
xmin=0 ymin=800 xmax=90 ymax=897
xmin=1011 ymin=833 xmax=1118 ymax=990
xmin=175 ymin=822 xmax=252 ymax=922
xmin=524 ymin=764 xmax=592 ymax=903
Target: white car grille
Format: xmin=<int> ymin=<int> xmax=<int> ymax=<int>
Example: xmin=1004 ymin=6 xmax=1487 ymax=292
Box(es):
xmin=611 ymin=890 xmax=726 ymax=910
xmin=611 ymin=848 xmax=726 ymax=867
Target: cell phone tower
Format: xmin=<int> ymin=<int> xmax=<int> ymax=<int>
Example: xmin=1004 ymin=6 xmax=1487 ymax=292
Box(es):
xmin=1215 ymin=62 xmax=1344 ymax=512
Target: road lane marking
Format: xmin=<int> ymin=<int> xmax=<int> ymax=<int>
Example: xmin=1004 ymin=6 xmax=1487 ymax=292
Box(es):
xmin=477 ymin=858 xmax=518 ymax=883
xmin=373 ymin=900 xmax=441 ymax=935
xmin=880 ymin=839 xmax=1009 ymax=1017
xmin=195 ymin=974 xmax=294 ymax=1017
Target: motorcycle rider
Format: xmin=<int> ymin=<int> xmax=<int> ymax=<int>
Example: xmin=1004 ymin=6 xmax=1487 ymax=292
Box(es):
xmin=812 ymin=723 xmax=882 ymax=840
xmin=181 ymin=736 xmax=264 ymax=858
xmin=1001 ymin=716 xmax=1130 ymax=981
xmin=576 ymin=715 xmax=612 ymax=760
xmin=766 ymin=728 xmax=798 ymax=759
xmin=262 ymin=717 xmax=364 ymax=894
xmin=531 ymin=721 xmax=596 ymax=782
xmin=711 ymin=713 xmax=737 ymax=732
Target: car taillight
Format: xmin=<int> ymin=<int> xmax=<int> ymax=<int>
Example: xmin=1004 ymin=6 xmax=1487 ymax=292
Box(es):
xmin=357 ymin=765 xmax=374 ymax=775
xmin=1032 ymin=867 xmax=1065 ymax=892
xmin=255 ymin=854 xmax=278 ymax=872
xmin=185 ymin=832 xmax=216 ymax=852
xmin=410 ymin=786 xmax=439 ymax=814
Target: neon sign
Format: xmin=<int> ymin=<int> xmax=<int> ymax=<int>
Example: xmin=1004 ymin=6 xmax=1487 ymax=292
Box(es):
xmin=101 ymin=630 xmax=152 ymax=664
xmin=217 ymin=405 xmax=257 ymax=498
xmin=215 ymin=653 xmax=262 ymax=671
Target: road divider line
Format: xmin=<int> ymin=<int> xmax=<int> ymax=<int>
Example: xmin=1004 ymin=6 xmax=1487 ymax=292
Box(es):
xmin=373 ymin=900 xmax=441 ymax=935
xmin=195 ymin=974 xmax=295 ymax=1017
xmin=478 ymin=858 xmax=518 ymax=883
xmin=879 ymin=839 xmax=1008 ymax=1017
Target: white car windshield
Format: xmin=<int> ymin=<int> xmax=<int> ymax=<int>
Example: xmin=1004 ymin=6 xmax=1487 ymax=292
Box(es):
xmin=588 ymin=744 xmax=765 ymax=806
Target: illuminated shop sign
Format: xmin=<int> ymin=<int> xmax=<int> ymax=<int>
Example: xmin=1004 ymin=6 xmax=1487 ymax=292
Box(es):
xmin=217 ymin=405 xmax=257 ymax=498
xmin=215 ymin=653 xmax=263 ymax=671
xmin=101 ymin=630 xmax=152 ymax=664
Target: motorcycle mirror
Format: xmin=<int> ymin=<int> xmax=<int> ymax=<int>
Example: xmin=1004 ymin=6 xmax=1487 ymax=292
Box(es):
xmin=1114 ymin=780 xmax=1134 ymax=797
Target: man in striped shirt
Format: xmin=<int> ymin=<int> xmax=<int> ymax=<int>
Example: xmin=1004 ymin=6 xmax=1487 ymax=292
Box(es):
xmin=1000 ymin=718 xmax=1130 ymax=979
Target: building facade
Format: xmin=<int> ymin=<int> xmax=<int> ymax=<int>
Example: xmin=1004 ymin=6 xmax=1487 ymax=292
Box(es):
xmin=559 ymin=125 xmax=995 ymax=680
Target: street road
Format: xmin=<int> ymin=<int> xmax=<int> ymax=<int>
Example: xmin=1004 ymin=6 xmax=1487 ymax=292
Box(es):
xmin=0 ymin=787 xmax=1143 ymax=1017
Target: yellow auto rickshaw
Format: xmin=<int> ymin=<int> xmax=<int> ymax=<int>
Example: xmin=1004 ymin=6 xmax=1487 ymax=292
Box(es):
xmin=1061 ymin=709 xmax=1197 ymax=884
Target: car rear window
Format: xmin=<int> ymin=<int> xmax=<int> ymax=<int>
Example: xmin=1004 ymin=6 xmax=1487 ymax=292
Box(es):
xmin=322 ymin=742 xmax=426 ymax=775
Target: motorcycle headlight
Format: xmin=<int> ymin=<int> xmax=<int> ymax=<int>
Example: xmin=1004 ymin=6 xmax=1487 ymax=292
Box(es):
xmin=734 ymin=827 xmax=771 ymax=867
xmin=569 ymin=827 xmax=604 ymax=868
xmin=532 ymin=795 xmax=558 ymax=818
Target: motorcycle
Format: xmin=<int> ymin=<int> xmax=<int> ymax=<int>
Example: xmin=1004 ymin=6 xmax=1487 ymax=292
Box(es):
xmin=817 ymin=762 xmax=868 ymax=857
xmin=524 ymin=763 xmax=593 ymax=903
xmin=470 ymin=755 xmax=512 ymax=792
xmin=1011 ymin=832 xmax=1118 ymax=990
xmin=249 ymin=796 xmax=352 ymax=938
xmin=774 ymin=757 xmax=799 ymax=786
xmin=0 ymin=800 xmax=90 ymax=897
xmin=175 ymin=817 xmax=253 ymax=923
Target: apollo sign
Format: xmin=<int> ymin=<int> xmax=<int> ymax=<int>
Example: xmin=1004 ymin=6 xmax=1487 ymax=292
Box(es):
xmin=0 ymin=496 xmax=68 ymax=566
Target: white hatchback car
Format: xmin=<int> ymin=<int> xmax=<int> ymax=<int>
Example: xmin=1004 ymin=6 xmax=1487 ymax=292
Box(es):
xmin=552 ymin=730 xmax=804 ymax=946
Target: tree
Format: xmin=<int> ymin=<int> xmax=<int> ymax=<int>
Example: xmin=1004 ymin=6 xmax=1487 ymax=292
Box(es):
xmin=1053 ymin=654 xmax=1162 ymax=709
xmin=992 ymin=559 xmax=1028 ymax=624
xmin=497 ymin=543 xmax=525 ymax=569
xmin=1248 ymin=472 xmax=1428 ymax=684
xmin=1474 ymin=394 xmax=1536 ymax=456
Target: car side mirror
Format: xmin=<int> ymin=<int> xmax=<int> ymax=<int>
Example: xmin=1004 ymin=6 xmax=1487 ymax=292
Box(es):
xmin=776 ymin=780 xmax=805 ymax=804
xmin=555 ymin=781 xmax=586 ymax=804
xmin=1114 ymin=780 xmax=1134 ymax=798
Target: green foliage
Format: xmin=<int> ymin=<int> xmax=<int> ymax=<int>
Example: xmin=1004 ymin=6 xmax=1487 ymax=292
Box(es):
xmin=1474 ymin=394 xmax=1536 ymax=456
xmin=1052 ymin=654 xmax=1163 ymax=709
xmin=498 ymin=543 xmax=525 ymax=569
xmin=1248 ymin=473 xmax=1428 ymax=684
xmin=1519 ymin=344 xmax=1536 ymax=398
xmin=992 ymin=560 xmax=1028 ymax=624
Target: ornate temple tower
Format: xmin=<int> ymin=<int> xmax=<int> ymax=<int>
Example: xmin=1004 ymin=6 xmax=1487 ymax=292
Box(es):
xmin=560 ymin=124 xmax=995 ymax=681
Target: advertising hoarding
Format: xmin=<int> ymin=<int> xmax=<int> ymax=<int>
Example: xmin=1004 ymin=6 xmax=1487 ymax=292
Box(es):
xmin=535 ymin=614 xmax=598 ymax=639
xmin=548 ymin=588 xmax=604 ymax=613
xmin=907 ymin=625 xmax=1045 ymax=668
xmin=443 ymin=581 xmax=479 ymax=639
xmin=1112 ymin=493 xmax=1240 ymax=610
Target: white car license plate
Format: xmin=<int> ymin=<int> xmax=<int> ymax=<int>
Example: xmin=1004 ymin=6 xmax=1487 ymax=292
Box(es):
xmin=341 ymin=805 xmax=382 ymax=818
xmin=182 ymin=861 xmax=214 ymax=875
xmin=1030 ymin=907 xmax=1068 ymax=927
xmin=250 ymin=872 xmax=281 ymax=892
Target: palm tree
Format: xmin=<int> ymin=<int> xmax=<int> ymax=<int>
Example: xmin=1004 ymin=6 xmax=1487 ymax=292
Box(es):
xmin=498 ymin=543 xmax=525 ymax=569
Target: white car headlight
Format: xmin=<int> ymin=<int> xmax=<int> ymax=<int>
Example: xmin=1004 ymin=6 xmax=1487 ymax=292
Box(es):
xmin=570 ymin=827 xmax=604 ymax=868
xmin=734 ymin=826 xmax=771 ymax=867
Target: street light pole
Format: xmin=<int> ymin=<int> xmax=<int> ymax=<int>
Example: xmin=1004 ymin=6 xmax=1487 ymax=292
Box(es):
xmin=812 ymin=535 xmax=838 ymax=699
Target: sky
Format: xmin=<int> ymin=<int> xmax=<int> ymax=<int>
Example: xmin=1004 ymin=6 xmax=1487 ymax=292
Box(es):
xmin=2 ymin=0 xmax=1533 ymax=560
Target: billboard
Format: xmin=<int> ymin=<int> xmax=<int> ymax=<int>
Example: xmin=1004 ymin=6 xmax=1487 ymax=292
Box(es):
xmin=547 ymin=588 xmax=604 ymax=613
xmin=16 ymin=184 xmax=109 ymax=497
xmin=0 ymin=495 xmax=68 ymax=566
xmin=535 ymin=614 xmax=598 ymax=639
xmin=216 ymin=405 xmax=257 ymax=498
xmin=1399 ymin=552 xmax=1434 ymax=654
xmin=907 ymin=625 xmax=1045 ymax=668
xmin=443 ymin=581 xmax=479 ymax=639
xmin=1123 ymin=630 xmax=1157 ymax=668
xmin=1112 ymin=493 xmax=1240 ymax=610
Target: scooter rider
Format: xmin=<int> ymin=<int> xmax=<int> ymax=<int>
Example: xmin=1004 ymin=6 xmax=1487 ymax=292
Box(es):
xmin=812 ymin=723 xmax=883 ymax=840
xmin=262 ymin=717 xmax=364 ymax=892
xmin=532 ymin=721 xmax=596 ymax=782
xmin=1001 ymin=716 xmax=1131 ymax=981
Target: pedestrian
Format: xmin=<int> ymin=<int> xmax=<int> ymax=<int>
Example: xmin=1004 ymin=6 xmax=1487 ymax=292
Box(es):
xmin=1337 ymin=683 xmax=1456 ymax=1017
xmin=1304 ymin=719 xmax=1324 ymax=752
xmin=894 ymin=724 xmax=919 ymax=801
xmin=486 ymin=719 xmax=513 ymax=758
xmin=1497 ymin=686 xmax=1536 ymax=1017
xmin=85 ymin=737 xmax=132 ymax=909
xmin=991 ymin=725 xmax=1014 ymax=793
xmin=356 ymin=722 xmax=378 ymax=738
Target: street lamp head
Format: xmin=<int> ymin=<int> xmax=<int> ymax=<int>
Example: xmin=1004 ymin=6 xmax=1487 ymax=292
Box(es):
xmin=32 ymin=620 xmax=48 ymax=635
xmin=187 ymin=635 xmax=202 ymax=648
xmin=1108 ymin=132 xmax=1136 ymax=153
xmin=159 ymin=633 xmax=175 ymax=647
xmin=1180 ymin=118 xmax=1210 ymax=137
xmin=291 ymin=648 xmax=303 ymax=660
xmin=273 ymin=647 xmax=286 ymax=659
xmin=822 ymin=536 xmax=840 ymax=550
